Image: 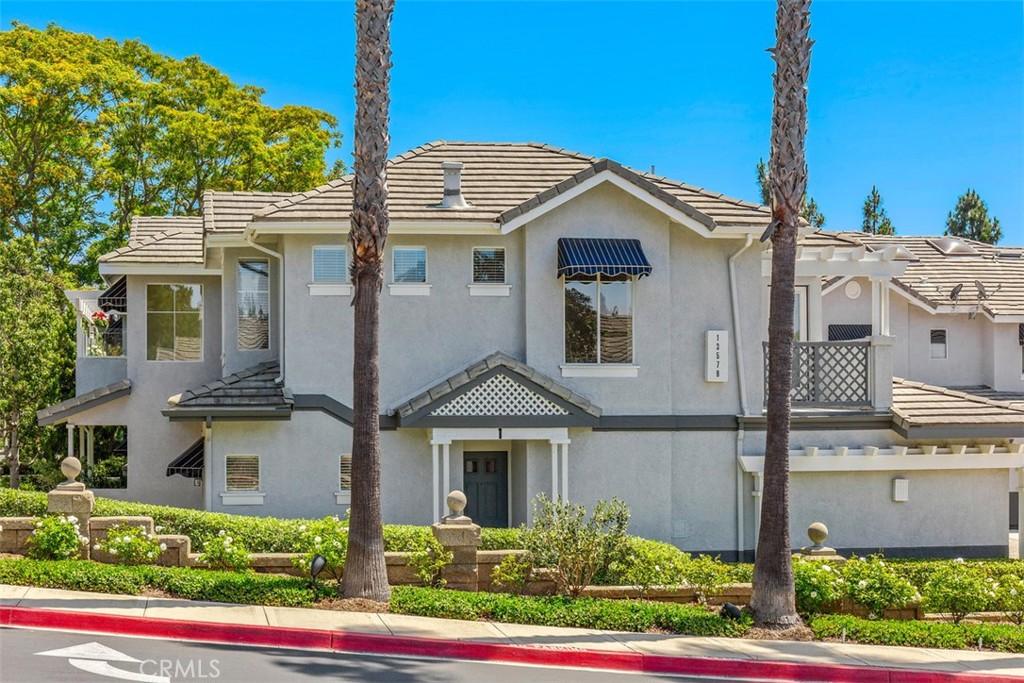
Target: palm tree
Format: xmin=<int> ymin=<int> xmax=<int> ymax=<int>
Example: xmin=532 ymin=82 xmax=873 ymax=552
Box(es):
xmin=341 ymin=0 xmax=394 ymax=602
xmin=750 ymin=0 xmax=813 ymax=629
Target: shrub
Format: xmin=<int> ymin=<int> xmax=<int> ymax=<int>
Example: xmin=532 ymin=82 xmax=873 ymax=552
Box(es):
xmin=524 ymin=494 xmax=630 ymax=597
xmin=197 ymin=530 xmax=251 ymax=572
xmin=922 ymin=560 xmax=993 ymax=624
xmin=996 ymin=574 xmax=1024 ymax=625
xmin=792 ymin=559 xmax=844 ymax=617
xmin=27 ymin=515 xmax=88 ymax=560
xmin=684 ymin=555 xmax=731 ymax=604
xmin=479 ymin=527 xmax=526 ymax=551
xmin=491 ymin=553 xmax=532 ymax=594
xmin=291 ymin=516 xmax=348 ymax=581
xmin=96 ymin=523 xmax=162 ymax=565
xmin=842 ymin=555 xmax=918 ymax=619
xmin=407 ymin=534 xmax=453 ymax=587
xmin=811 ymin=614 xmax=1024 ymax=653
xmin=605 ymin=538 xmax=689 ymax=596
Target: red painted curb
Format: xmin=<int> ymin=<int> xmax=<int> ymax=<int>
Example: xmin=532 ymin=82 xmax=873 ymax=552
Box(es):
xmin=2 ymin=606 xmax=1019 ymax=683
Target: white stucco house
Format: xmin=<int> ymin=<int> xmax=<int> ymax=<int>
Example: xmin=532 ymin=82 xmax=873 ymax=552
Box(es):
xmin=38 ymin=141 xmax=1024 ymax=560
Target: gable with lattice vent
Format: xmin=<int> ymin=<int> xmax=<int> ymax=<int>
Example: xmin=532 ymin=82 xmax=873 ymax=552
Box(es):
xmin=431 ymin=373 xmax=569 ymax=417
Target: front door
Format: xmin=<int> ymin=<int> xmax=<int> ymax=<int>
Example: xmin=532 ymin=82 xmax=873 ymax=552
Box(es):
xmin=463 ymin=451 xmax=508 ymax=527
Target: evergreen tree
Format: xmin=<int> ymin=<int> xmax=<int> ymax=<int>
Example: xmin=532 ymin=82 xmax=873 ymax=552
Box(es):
xmin=945 ymin=189 xmax=1002 ymax=244
xmin=861 ymin=186 xmax=895 ymax=235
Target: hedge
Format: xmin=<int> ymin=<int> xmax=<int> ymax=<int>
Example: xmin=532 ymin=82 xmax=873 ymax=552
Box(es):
xmin=811 ymin=614 xmax=1024 ymax=653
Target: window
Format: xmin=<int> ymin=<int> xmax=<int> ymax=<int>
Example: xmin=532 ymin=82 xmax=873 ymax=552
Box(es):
xmin=237 ymin=260 xmax=269 ymax=351
xmin=393 ymin=247 xmax=427 ymax=283
xmin=339 ymin=454 xmax=352 ymax=491
xmin=472 ymin=247 xmax=505 ymax=284
xmin=225 ymin=455 xmax=260 ymax=492
xmin=794 ymin=286 xmax=808 ymax=342
xmin=930 ymin=329 xmax=947 ymax=359
xmin=564 ymin=276 xmax=633 ymax=364
xmin=146 ymin=284 xmax=202 ymax=361
xmin=1019 ymin=324 xmax=1023 ymax=374
xmin=313 ymin=246 xmax=348 ymax=284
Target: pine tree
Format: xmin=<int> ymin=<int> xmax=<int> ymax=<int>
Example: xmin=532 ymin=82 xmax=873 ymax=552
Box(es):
xmin=945 ymin=189 xmax=1002 ymax=244
xmin=861 ymin=186 xmax=895 ymax=235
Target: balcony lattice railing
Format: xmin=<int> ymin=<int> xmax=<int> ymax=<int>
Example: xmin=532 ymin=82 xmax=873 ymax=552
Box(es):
xmin=763 ymin=341 xmax=871 ymax=407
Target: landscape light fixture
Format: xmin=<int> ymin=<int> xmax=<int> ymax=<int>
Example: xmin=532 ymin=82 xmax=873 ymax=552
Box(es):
xmin=720 ymin=602 xmax=743 ymax=620
xmin=310 ymin=554 xmax=327 ymax=587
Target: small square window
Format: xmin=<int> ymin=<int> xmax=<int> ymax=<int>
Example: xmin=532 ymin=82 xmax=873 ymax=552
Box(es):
xmin=339 ymin=454 xmax=352 ymax=491
xmin=472 ymin=247 xmax=505 ymax=284
xmin=465 ymin=460 xmax=477 ymax=474
xmin=930 ymin=329 xmax=947 ymax=359
xmin=225 ymin=455 xmax=260 ymax=492
xmin=313 ymin=246 xmax=348 ymax=284
xmin=393 ymin=247 xmax=427 ymax=283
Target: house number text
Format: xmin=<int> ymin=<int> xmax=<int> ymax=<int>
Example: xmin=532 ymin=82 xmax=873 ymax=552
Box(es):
xmin=705 ymin=330 xmax=728 ymax=383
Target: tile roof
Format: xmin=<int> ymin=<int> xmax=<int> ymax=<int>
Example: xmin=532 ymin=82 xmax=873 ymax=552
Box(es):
xmin=892 ymin=378 xmax=1024 ymax=431
xmin=36 ymin=379 xmax=132 ymax=426
xmin=251 ymin=141 xmax=771 ymax=229
xmin=800 ymin=230 xmax=863 ymax=248
xmin=202 ymin=190 xmax=297 ymax=233
xmin=129 ymin=216 xmax=202 ymax=242
xmin=394 ymin=351 xmax=601 ymax=420
xmin=170 ymin=361 xmax=292 ymax=411
xmin=838 ymin=233 xmax=1024 ymax=318
xmin=99 ymin=224 xmax=205 ymax=265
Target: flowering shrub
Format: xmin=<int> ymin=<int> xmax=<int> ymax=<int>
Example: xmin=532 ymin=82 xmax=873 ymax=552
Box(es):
xmin=292 ymin=516 xmax=348 ymax=581
xmin=684 ymin=554 xmax=730 ymax=604
xmin=606 ymin=538 xmax=690 ymax=596
xmin=922 ymin=560 xmax=993 ymax=624
xmin=996 ymin=574 xmax=1024 ymax=625
xmin=91 ymin=311 xmax=109 ymax=329
xmin=408 ymin=534 xmax=453 ymax=587
xmin=96 ymin=523 xmax=162 ymax=565
xmin=842 ymin=555 xmax=918 ymax=619
xmin=198 ymin=530 xmax=250 ymax=572
xmin=491 ymin=553 xmax=532 ymax=594
xmin=793 ymin=559 xmax=844 ymax=617
xmin=27 ymin=515 xmax=88 ymax=560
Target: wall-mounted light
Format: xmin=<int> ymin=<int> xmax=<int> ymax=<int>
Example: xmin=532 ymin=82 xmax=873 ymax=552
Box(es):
xmin=892 ymin=477 xmax=909 ymax=502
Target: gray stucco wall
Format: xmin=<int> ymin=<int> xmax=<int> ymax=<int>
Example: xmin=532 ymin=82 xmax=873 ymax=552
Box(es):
xmin=76 ymin=357 xmax=127 ymax=396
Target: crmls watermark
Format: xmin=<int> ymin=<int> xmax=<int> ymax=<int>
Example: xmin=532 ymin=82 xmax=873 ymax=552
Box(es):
xmin=140 ymin=659 xmax=221 ymax=679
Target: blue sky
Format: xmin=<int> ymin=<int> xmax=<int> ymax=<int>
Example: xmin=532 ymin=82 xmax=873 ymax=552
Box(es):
xmin=4 ymin=1 xmax=1022 ymax=243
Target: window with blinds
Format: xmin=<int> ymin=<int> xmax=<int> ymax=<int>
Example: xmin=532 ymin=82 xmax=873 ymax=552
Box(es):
xmin=339 ymin=454 xmax=352 ymax=491
xmin=393 ymin=247 xmax=427 ymax=283
xmin=238 ymin=260 xmax=269 ymax=350
xmin=313 ymin=246 xmax=348 ymax=284
xmin=225 ymin=455 xmax=260 ymax=491
xmin=472 ymin=247 xmax=506 ymax=284
xmin=930 ymin=329 xmax=947 ymax=359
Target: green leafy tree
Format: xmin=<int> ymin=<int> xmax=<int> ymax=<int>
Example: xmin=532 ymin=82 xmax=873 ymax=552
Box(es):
xmin=0 ymin=239 xmax=73 ymax=489
xmin=757 ymin=157 xmax=825 ymax=228
xmin=945 ymin=188 xmax=1002 ymax=244
xmin=861 ymin=186 xmax=895 ymax=235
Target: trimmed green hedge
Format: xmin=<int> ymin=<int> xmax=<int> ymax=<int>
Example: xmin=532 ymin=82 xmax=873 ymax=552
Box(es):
xmin=811 ymin=614 xmax=1024 ymax=653
xmin=389 ymin=586 xmax=749 ymax=636
xmin=0 ymin=558 xmax=329 ymax=607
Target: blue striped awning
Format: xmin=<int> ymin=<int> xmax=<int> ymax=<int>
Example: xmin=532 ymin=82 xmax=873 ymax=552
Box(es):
xmin=557 ymin=238 xmax=653 ymax=279
xmin=166 ymin=438 xmax=204 ymax=479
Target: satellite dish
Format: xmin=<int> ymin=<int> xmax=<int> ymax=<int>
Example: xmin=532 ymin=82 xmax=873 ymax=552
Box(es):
xmin=950 ymin=283 xmax=963 ymax=301
xmin=976 ymin=280 xmax=988 ymax=300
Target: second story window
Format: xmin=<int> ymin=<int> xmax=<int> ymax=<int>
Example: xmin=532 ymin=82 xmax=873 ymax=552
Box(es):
xmin=313 ymin=246 xmax=348 ymax=283
xmin=393 ymin=247 xmax=427 ymax=283
xmin=930 ymin=329 xmax=947 ymax=359
xmin=238 ymin=260 xmax=269 ymax=350
xmin=1019 ymin=324 xmax=1023 ymax=374
xmin=147 ymin=284 xmax=202 ymax=361
xmin=565 ymin=277 xmax=633 ymax=364
xmin=473 ymin=247 xmax=505 ymax=283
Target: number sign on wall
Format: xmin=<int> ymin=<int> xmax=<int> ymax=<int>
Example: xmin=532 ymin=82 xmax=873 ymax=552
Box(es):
xmin=705 ymin=330 xmax=728 ymax=383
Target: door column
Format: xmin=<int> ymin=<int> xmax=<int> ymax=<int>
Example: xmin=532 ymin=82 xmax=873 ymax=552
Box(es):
xmin=549 ymin=439 xmax=571 ymax=501
xmin=430 ymin=437 xmax=452 ymax=522
xmin=66 ymin=425 xmax=75 ymax=459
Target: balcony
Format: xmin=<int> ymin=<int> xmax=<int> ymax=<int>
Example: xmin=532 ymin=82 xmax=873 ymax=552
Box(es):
xmin=763 ymin=338 xmax=894 ymax=410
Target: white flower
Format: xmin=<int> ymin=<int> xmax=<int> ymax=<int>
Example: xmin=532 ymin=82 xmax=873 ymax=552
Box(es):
xmin=93 ymin=544 xmax=101 ymax=551
xmin=822 ymin=565 xmax=832 ymax=573
xmin=1011 ymin=589 xmax=1017 ymax=596
xmin=858 ymin=580 xmax=868 ymax=589
xmin=298 ymin=525 xmax=307 ymax=532
xmin=159 ymin=543 xmax=167 ymax=551
xmin=155 ymin=526 xmax=163 ymax=533
xmin=110 ymin=548 xmax=117 ymax=555
xmin=810 ymin=591 xmax=818 ymax=598
xmin=314 ymin=536 xmax=322 ymax=544
xmin=35 ymin=521 xmax=42 ymax=527
xmin=0 ymin=524 xmax=4 ymax=532
xmin=67 ymin=516 xmax=78 ymax=523
xmin=218 ymin=530 xmax=226 ymax=536
xmin=955 ymin=557 xmax=965 ymax=564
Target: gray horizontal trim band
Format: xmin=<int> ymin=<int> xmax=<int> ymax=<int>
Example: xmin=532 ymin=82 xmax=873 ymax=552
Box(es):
xmin=38 ymin=386 xmax=132 ymax=426
xmin=740 ymin=413 xmax=893 ymax=432
xmin=162 ymin=407 xmax=292 ymax=422
xmin=702 ymin=544 xmax=1008 ymax=564
xmin=292 ymin=394 xmax=398 ymax=430
xmin=595 ymin=415 xmax=737 ymax=431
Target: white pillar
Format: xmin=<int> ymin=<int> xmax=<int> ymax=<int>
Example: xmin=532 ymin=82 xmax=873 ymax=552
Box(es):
xmin=881 ymin=279 xmax=891 ymax=336
xmin=752 ymin=472 xmax=764 ymax=555
xmin=66 ymin=425 xmax=74 ymax=459
xmin=560 ymin=442 xmax=569 ymax=501
xmin=86 ymin=427 xmax=95 ymax=469
xmin=442 ymin=442 xmax=451 ymax=499
xmin=550 ymin=441 xmax=559 ymax=499
xmin=431 ymin=442 xmax=441 ymax=522
xmin=78 ymin=429 xmax=86 ymax=470
xmin=870 ymin=278 xmax=885 ymax=336
xmin=1017 ymin=468 xmax=1024 ymax=547
xmin=203 ymin=424 xmax=213 ymax=511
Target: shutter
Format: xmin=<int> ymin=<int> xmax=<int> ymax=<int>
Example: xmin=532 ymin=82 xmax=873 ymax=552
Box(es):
xmin=313 ymin=247 xmax=348 ymax=284
xmin=339 ymin=454 xmax=352 ymax=491
xmin=226 ymin=455 xmax=260 ymax=491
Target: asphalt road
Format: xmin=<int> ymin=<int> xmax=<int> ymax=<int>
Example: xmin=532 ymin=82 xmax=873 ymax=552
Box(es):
xmin=0 ymin=627 xmax=751 ymax=683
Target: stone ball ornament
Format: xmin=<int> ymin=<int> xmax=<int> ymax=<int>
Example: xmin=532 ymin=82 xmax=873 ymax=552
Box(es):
xmin=807 ymin=521 xmax=829 ymax=547
xmin=447 ymin=490 xmax=467 ymax=516
xmin=61 ymin=456 xmax=83 ymax=483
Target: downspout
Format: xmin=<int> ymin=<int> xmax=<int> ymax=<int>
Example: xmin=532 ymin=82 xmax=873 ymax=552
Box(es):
xmin=245 ymin=232 xmax=285 ymax=384
xmin=728 ymin=234 xmax=754 ymax=560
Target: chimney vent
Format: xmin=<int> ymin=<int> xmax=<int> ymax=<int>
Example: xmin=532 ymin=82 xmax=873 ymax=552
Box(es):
xmin=437 ymin=161 xmax=469 ymax=208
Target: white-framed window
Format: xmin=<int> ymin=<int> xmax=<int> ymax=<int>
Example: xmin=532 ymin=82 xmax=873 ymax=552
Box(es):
xmin=336 ymin=453 xmax=352 ymax=505
xmin=930 ymin=329 xmax=947 ymax=359
xmin=794 ymin=286 xmax=809 ymax=342
xmin=146 ymin=284 xmax=202 ymax=361
xmin=389 ymin=246 xmax=430 ymax=296
xmin=472 ymin=247 xmax=505 ymax=283
xmin=313 ymin=246 xmax=348 ymax=283
xmin=563 ymin=276 xmax=634 ymax=366
xmin=221 ymin=454 xmax=264 ymax=506
xmin=238 ymin=260 xmax=269 ymax=351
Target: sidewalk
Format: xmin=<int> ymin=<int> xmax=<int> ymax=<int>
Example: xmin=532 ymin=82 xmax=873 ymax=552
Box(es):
xmin=3 ymin=583 xmax=1024 ymax=681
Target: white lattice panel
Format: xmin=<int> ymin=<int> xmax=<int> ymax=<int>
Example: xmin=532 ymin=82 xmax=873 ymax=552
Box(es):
xmin=431 ymin=373 xmax=568 ymax=416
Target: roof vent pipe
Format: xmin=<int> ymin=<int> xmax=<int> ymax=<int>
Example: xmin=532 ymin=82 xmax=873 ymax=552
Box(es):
xmin=438 ymin=161 xmax=469 ymax=208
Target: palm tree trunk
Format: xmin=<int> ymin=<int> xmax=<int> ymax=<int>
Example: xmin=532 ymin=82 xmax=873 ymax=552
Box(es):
xmin=750 ymin=0 xmax=813 ymax=629
xmin=340 ymin=0 xmax=394 ymax=602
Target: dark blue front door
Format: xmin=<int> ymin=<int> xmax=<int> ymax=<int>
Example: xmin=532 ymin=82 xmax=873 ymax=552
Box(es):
xmin=463 ymin=452 xmax=508 ymax=528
